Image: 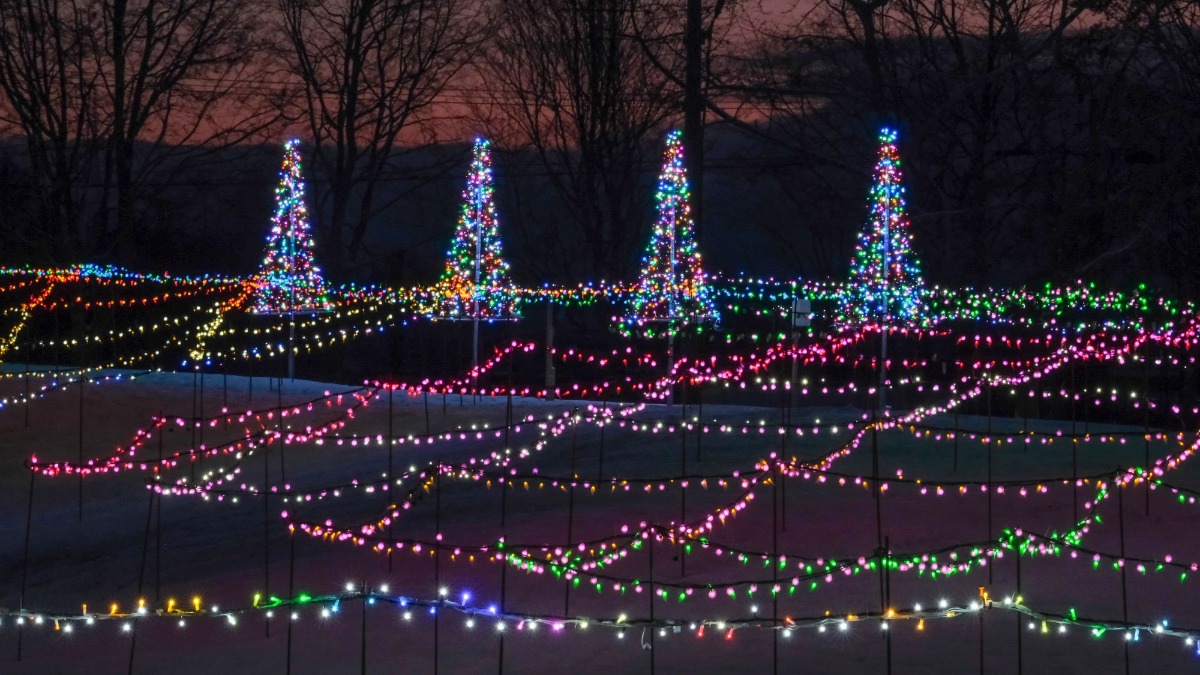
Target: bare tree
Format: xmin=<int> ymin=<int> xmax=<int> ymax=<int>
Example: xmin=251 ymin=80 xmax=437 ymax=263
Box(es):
xmin=88 ymin=0 xmax=280 ymax=259
xmin=720 ymin=0 xmax=1161 ymax=284
xmin=279 ymin=0 xmax=479 ymax=276
xmin=629 ymin=0 xmax=742 ymax=246
xmin=0 ymin=0 xmax=282 ymax=262
xmin=0 ymin=0 xmax=101 ymax=261
xmin=1099 ymin=0 xmax=1200 ymax=292
xmin=479 ymin=0 xmax=680 ymax=283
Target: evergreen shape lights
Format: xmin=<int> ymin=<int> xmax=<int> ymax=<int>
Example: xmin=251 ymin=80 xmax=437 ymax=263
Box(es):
xmin=252 ymin=139 xmax=332 ymax=314
xmin=838 ymin=127 xmax=926 ymax=328
xmin=434 ymin=138 xmax=518 ymax=320
xmin=617 ymin=130 xmax=718 ymax=336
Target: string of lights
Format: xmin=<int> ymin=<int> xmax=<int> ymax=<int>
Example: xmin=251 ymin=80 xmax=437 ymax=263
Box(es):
xmin=5 ymin=583 xmax=1197 ymax=651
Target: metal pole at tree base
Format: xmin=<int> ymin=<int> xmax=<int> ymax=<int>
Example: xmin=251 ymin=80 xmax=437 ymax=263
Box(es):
xmin=78 ymin=376 xmax=84 ymax=522
xmin=879 ymin=190 xmax=890 ymax=411
xmin=666 ymin=329 xmax=675 ymax=407
xmin=288 ymin=311 xmax=295 ymax=381
xmin=287 ymin=533 xmax=295 ymax=674
xmin=388 ymin=386 xmax=395 ymax=574
xmin=471 ymin=178 xmax=483 ymax=394
xmin=23 ymin=344 xmax=30 ymax=427
xmin=544 ymin=301 xmax=555 ymax=399
xmin=18 ymin=472 xmax=35 ymax=661
xmin=665 ymin=186 xmax=678 ymax=408
xmin=880 ymin=325 xmax=888 ymax=410
xmin=288 ymin=191 xmax=298 ymax=382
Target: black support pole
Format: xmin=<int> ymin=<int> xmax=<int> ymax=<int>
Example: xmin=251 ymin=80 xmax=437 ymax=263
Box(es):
xmin=979 ymin=602 xmax=985 ymax=675
xmin=773 ymin=456 xmax=779 ymax=675
xmin=498 ymin=469 xmax=507 ymax=675
xmin=434 ymin=464 xmax=441 ymax=675
xmin=872 ymin=406 xmax=883 ymax=549
xmin=987 ymin=386 xmax=993 ymax=585
xmin=155 ymin=412 xmax=163 ymax=602
xmin=953 ymin=411 xmax=959 ymax=472
xmin=191 ymin=369 xmax=198 ymax=483
xmin=361 ymin=581 xmax=368 ymax=675
xmin=1143 ymin=368 xmax=1151 ymax=517
xmin=23 ymin=346 xmax=30 ymax=427
xmin=287 ymin=533 xmax=295 ymax=675
xmin=130 ymin=483 xmax=156 ymax=675
xmin=987 ymin=440 xmax=993 ymax=585
xmin=264 ymin=440 xmax=271 ymax=639
xmin=199 ymin=368 xmax=205 ymax=451
xmin=1118 ymin=474 xmax=1130 ymax=675
xmin=684 ymin=0 xmax=705 ymax=240
xmin=388 ymin=386 xmax=395 ymax=574
xmin=18 ymin=472 xmax=36 ymax=661
xmin=597 ymin=400 xmax=607 ymax=482
xmin=649 ymin=529 xmax=655 ymax=675
xmin=78 ymin=377 xmax=84 ymax=522
xmin=565 ymin=410 xmax=577 ymax=617
xmin=1072 ymin=362 xmax=1078 ymax=522
xmin=680 ymin=408 xmax=687 ymax=577
xmin=884 ymin=536 xmax=892 ymax=675
xmin=1016 ymin=549 xmax=1023 ymax=675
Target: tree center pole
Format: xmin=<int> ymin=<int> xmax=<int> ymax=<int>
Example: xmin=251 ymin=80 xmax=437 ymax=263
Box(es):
xmin=666 ymin=331 xmax=675 ymax=407
xmin=288 ymin=312 xmax=296 ymax=381
xmin=472 ymin=183 xmax=482 ymax=397
xmin=545 ymin=301 xmax=555 ymax=399
xmin=1118 ymin=473 xmax=1130 ymax=675
xmin=388 ymin=386 xmax=394 ymax=574
xmin=78 ymin=376 xmax=84 ymax=522
xmin=18 ymin=471 xmax=36 ymax=661
xmin=288 ymin=204 xmax=297 ymax=382
xmin=879 ymin=191 xmax=889 ymax=411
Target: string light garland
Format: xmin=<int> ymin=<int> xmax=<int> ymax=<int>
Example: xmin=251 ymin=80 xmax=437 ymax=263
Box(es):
xmin=275 ymin=359 xmax=1177 ymax=577
xmin=28 ymin=387 xmax=372 ymax=479
xmin=6 ymin=256 xmax=1200 ymax=668
xmin=267 ymin=318 xmax=1197 ymax=592
xmin=6 ymin=584 xmax=1197 ymax=652
xmin=2 ymin=262 xmax=1193 ymax=378
xmin=7 ymin=324 xmax=1200 ymax=662
xmin=0 ymin=281 xmax=56 ymax=358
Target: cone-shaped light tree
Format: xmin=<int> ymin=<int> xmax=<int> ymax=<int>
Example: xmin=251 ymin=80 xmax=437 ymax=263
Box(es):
xmin=837 ymin=127 xmax=926 ymax=328
xmin=434 ymin=138 xmax=518 ymax=320
xmin=617 ymin=130 xmax=718 ymax=337
xmin=252 ymin=139 xmax=332 ymax=314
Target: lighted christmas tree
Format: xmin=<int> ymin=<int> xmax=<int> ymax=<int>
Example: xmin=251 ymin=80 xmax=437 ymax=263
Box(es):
xmin=433 ymin=137 xmax=518 ymax=320
xmin=252 ymin=139 xmax=332 ymax=314
xmin=616 ymin=130 xmax=718 ymax=336
xmin=837 ymin=127 xmax=926 ymax=328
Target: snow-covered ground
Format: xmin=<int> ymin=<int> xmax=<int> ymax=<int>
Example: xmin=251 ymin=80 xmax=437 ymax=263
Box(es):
xmin=1 ymin=368 xmax=1198 ymax=673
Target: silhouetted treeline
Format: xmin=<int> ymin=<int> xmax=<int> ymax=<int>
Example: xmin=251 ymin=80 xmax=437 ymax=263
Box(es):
xmin=0 ymin=0 xmax=1196 ymax=293
xmin=722 ymin=0 xmax=1200 ymax=291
